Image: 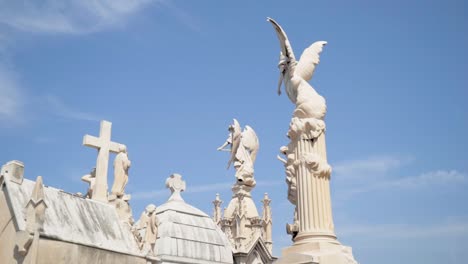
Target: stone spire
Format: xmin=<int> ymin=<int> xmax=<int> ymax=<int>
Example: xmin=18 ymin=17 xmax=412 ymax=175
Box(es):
xmin=25 ymin=176 xmax=47 ymax=234
xmin=16 ymin=176 xmax=48 ymax=259
xmin=212 ymin=193 xmax=223 ymax=224
xmin=262 ymin=193 xmax=273 ymax=253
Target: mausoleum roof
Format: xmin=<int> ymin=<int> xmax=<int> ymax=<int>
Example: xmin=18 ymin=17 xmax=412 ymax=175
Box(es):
xmin=154 ymin=174 xmax=233 ymax=264
xmin=3 ymin=177 xmax=141 ymax=255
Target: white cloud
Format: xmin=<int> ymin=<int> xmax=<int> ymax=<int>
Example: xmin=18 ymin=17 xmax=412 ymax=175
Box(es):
xmin=158 ymin=0 xmax=201 ymax=32
xmin=132 ymin=182 xmax=232 ymax=200
xmin=342 ymin=169 xmax=466 ymax=197
xmin=132 ymin=180 xmax=283 ymax=200
xmin=131 ymin=181 xmax=284 ymax=200
xmin=0 ymin=0 xmax=158 ymax=126
xmin=0 ymin=64 xmax=23 ymax=123
xmin=43 ymin=95 xmax=100 ymax=122
xmin=392 ymin=170 xmax=466 ymax=188
xmin=333 ymin=155 xmax=413 ymax=180
xmin=339 ymin=221 xmax=468 ymax=239
xmin=0 ymin=0 xmax=157 ymax=34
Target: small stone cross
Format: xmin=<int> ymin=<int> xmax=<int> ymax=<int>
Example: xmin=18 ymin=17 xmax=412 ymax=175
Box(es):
xmin=165 ymin=174 xmax=186 ymax=202
xmin=83 ymin=120 xmax=123 ymax=203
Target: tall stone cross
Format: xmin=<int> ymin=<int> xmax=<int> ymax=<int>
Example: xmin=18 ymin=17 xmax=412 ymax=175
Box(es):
xmin=83 ymin=120 xmax=122 ymax=203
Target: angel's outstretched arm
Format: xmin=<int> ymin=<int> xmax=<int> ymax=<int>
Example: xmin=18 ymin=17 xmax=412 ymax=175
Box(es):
xmin=217 ymin=135 xmax=231 ymax=151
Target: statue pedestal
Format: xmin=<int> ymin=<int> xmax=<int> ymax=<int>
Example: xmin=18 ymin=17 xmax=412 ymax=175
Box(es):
xmin=277 ymin=239 xmax=357 ymax=264
xmin=223 ymin=183 xmax=259 ymax=221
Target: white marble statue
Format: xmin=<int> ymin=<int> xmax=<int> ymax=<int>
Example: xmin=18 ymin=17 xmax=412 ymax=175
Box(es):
xmin=83 ymin=120 xmax=123 ymax=202
xmin=217 ymin=119 xmax=259 ymax=187
xmin=81 ymin=167 xmax=96 ymax=198
xmin=136 ymin=204 xmax=159 ymax=254
xmin=111 ymin=144 xmax=131 ymax=197
xmin=267 ymin=17 xmax=327 ymax=120
xmin=268 ymin=18 xmax=358 ymax=264
xmin=277 ymin=146 xmax=296 ymax=205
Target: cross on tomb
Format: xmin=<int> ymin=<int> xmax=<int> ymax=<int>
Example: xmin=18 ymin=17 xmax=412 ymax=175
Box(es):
xmin=165 ymin=174 xmax=186 ymax=202
xmin=83 ymin=120 xmax=123 ymax=202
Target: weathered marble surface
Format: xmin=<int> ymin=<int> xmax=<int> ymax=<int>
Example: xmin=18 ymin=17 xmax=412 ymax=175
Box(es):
xmin=4 ymin=177 xmax=140 ymax=255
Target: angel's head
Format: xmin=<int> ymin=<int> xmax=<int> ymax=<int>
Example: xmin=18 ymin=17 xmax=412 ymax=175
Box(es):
xmin=119 ymin=144 xmax=127 ymax=153
xmin=279 ymin=145 xmax=288 ymax=155
xmin=145 ymin=204 xmax=157 ymax=214
xmin=278 ymin=52 xmax=289 ymax=72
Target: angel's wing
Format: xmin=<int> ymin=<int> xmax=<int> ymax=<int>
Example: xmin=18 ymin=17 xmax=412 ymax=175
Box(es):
xmin=227 ymin=119 xmax=242 ymax=169
xmin=242 ymin=125 xmax=259 ymax=164
xmin=295 ymin=41 xmax=327 ymax=81
xmin=267 ymin=17 xmax=296 ymax=62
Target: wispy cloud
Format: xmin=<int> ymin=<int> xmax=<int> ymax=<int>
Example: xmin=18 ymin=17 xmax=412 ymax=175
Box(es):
xmin=43 ymin=95 xmax=100 ymax=122
xmin=132 ymin=182 xmax=232 ymax=200
xmin=339 ymin=221 xmax=468 ymax=239
xmin=0 ymin=0 xmax=157 ymax=34
xmin=342 ymin=169 xmax=466 ymax=197
xmin=159 ymin=0 xmax=201 ymax=32
xmin=0 ymin=63 xmax=24 ymax=124
xmin=331 ymin=155 xmax=466 ymax=201
xmin=392 ymin=170 xmax=466 ymax=188
xmin=0 ymin=0 xmax=158 ymax=127
xmin=132 ymin=180 xmax=283 ymax=200
xmin=333 ymin=155 xmax=413 ymax=180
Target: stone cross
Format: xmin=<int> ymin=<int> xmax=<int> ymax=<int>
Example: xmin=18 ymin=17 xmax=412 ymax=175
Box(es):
xmin=83 ymin=120 xmax=122 ymax=203
xmin=165 ymin=174 xmax=186 ymax=202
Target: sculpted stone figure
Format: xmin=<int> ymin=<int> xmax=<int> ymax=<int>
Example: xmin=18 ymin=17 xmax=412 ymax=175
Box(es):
xmin=136 ymin=204 xmax=159 ymax=254
xmin=81 ymin=168 xmax=96 ymax=198
xmin=268 ymin=18 xmax=358 ymax=264
xmin=217 ymin=119 xmax=259 ymax=187
xmin=111 ymin=144 xmax=131 ymax=197
xmin=267 ymin=17 xmax=327 ymax=120
xmin=277 ymin=146 xmax=296 ymax=205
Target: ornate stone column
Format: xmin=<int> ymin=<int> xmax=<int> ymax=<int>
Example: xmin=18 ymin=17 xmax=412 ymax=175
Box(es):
xmin=287 ymin=118 xmax=335 ymax=243
xmin=267 ymin=16 xmax=358 ymax=263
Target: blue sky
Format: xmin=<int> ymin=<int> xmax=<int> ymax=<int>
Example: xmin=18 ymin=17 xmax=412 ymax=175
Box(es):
xmin=0 ymin=1 xmax=467 ymax=263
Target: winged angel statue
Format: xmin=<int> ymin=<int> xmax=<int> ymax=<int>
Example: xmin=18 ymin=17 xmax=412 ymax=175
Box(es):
xmin=217 ymin=119 xmax=259 ymax=187
xmin=267 ymin=17 xmax=327 ymax=120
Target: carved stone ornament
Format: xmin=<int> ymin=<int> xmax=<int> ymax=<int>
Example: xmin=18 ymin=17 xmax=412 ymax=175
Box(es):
xmin=299 ymin=153 xmax=332 ymax=178
xmin=166 ymin=173 xmax=186 ymax=202
xmin=288 ymin=117 xmax=326 ymax=141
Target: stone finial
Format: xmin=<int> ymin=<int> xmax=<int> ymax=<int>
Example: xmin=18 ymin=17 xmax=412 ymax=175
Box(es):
xmin=262 ymin=193 xmax=271 ymax=205
xmin=262 ymin=193 xmax=273 ymax=253
xmin=262 ymin=193 xmax=272 ymax=230
xmin=1 ymin=160 xmax=25 ymax=184
xmin=262 ymin=193 xmax=272 ymax=220
xmin=18 ymin=176 xmax=47 ymax=256
xmin=28 ymin=176 xmax=46 ymax=207
xmin=213 ymin=193 xmax=223 ymax=223
xmin=165 ymin=173 xmax=186 ymax=202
